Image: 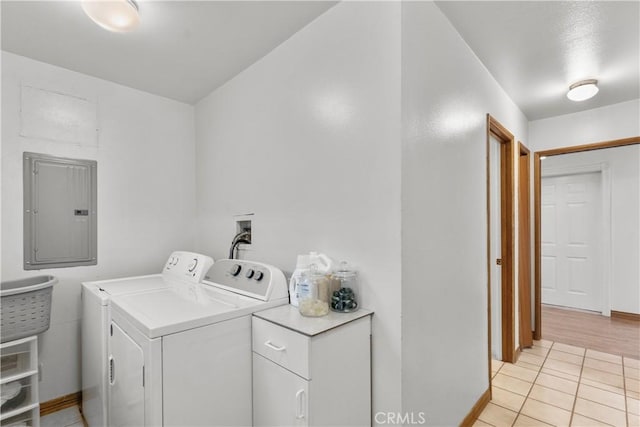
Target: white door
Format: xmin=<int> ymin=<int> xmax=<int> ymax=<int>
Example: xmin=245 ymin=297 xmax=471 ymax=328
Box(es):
xmin=253 ymin=353 xmax=309 ymax=427
xmin=489 ymin=135 xmax=502 ymax=360
xmin=109 ymin=322 xmax=145 ymax=427
xmin=541 ymin=172 xmax=602 ymax=311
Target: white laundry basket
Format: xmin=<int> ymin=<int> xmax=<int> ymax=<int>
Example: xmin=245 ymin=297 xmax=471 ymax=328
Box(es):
xmin=1 ymin=276 xmax=56 ymax=343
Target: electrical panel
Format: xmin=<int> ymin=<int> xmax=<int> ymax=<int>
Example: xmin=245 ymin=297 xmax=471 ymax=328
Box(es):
xmin=23 ymin=152 xmax=97 ymax=270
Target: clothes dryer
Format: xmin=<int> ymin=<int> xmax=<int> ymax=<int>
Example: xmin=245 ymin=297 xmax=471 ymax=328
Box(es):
xmin=81 ymin=251 xmax=213 ymax=427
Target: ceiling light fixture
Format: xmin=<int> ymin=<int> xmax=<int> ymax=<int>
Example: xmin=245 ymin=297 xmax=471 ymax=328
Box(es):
xmin=566 ymin=79 xmax=598 ymax=102
xmin=82 ymin=0 xmax=140 ymax=33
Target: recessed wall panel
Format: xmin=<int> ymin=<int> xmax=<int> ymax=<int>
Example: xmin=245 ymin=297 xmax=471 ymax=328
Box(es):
xmin=20 ymin=85 xmax=98 ymax=145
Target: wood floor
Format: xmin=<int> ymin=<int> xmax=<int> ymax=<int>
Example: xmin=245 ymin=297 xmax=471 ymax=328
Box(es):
xmin=541 ymin=304 xmax=640 ymax=359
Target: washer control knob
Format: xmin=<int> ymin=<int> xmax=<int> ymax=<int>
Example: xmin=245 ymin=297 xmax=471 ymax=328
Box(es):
xmin=254 ymin=271 xmax=264 ymax=281
xmin=246 ymin=269 xmax=255 ymax=279
xmin=230 ymin=264 xmax=242 ymax=276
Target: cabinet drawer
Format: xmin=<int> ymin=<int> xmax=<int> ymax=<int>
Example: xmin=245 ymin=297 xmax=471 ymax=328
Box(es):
xmin=0 ymin=379 xmax=35 ymax=418
xmin=1 ymin=337 xmax=37 ymax=381
xmin=1 ymin=404 xmax=39 ymax=427
xmin=252 ymin=317 xmax=310 ymax=379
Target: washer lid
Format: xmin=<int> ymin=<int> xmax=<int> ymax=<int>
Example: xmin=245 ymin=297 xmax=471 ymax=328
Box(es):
xmin=111 ymin=284 xmax=262 ymax=338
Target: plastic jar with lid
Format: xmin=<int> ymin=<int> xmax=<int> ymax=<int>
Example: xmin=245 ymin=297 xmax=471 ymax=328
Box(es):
xmin=298 ymin=265 xmax=330 ymax=317
xmin=329 ymin=262 xmax=359 ymax=313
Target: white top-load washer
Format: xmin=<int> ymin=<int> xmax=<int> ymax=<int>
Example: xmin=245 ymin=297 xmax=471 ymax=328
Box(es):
xmin=81 ymin=251 xmax=214 ymax=427
xmin=108 ymin=259 xmax=288 ymax=427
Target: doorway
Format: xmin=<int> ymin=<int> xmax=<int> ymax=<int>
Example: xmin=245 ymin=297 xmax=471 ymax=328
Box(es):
xmin=541 ymin=171 xmax=603 ymax=312
xmin=518 ymin=143 xmax=532 ymax=350
xmin=486 ymin=115 xmax=516 ymax=365
xmin=533 ymin=136 xmax=640 ymax=342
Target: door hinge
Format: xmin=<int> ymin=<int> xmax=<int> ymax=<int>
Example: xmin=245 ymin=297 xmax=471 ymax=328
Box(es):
xmin=496 ymin=258 xmax=502 ymax=265
xmin=110 ymin=324 xmax=113 ymax=336
xmin=142 ymin=366 xmax=145 ymax=387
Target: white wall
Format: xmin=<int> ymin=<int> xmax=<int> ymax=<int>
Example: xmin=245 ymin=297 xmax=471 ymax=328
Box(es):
xmin=1 ymin=52 xmax=197 ymax=401
xmin=530 ymin=99 xmax=640 ymax=151
xmin=194 ymin=2 xmax=402 ymax=418
xmin=541 ymin=145 xmax=640 ymax=314
xmin=401 ymin=2 xmax=528 ymax=425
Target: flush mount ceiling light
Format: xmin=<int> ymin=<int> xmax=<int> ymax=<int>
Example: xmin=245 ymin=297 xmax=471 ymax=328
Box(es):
xmin=82 ymin=0 xmax=140 ymax=33
xmin=567 ymin=79 xmax=599 ymax=102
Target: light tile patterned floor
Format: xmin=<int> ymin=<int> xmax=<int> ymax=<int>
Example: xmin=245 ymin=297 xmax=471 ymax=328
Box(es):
xmin=478 ymin=340 xmax=640 ymax=427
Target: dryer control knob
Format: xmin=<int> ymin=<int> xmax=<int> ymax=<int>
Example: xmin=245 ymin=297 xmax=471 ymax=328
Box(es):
xmin=254 ymin=271 xmax=264 ymax=281
xmin=246 ymin=269 xmax=255 ymax=279
xmin=231 ymin=264 xmax=242 ymax=276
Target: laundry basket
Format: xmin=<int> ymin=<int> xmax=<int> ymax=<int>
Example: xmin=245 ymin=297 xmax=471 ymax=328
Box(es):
xmin=1 ymin=276 xmax=56 ymax=343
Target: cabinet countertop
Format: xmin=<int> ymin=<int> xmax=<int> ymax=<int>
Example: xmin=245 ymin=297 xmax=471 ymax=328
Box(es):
xmin=253 ymin=305 xmax=373 ymax=337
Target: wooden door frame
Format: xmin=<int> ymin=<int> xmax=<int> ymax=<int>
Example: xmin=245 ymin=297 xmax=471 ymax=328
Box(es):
xmin=486 ymin=114 xmax=517 ymax=367
xmin=533 ymin=136 xmax=640 ymax=340
xmin=518 ymin=142 xmax=533 ymax=349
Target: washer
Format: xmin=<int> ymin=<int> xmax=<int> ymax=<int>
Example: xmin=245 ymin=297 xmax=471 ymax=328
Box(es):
xmin=81 ymin=251 xmax=214 ymax=427
xmin=108 ymin=259 xmax=288 ymax=427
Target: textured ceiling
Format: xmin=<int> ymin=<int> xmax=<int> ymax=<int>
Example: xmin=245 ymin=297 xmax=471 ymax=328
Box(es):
xmin=3 ymin=1 xmax=638 ymax=118
xmin=436 ymin=1 xmax=640 ymax=120
xmin=1 ymin=1 xmax=336 ymax=104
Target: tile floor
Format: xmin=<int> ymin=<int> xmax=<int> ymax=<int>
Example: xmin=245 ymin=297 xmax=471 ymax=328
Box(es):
xmin=39 ymin=340 xmax=640 ymax=427
xmin=40 ymin=406 xmax=84 ymax=427
xmin=478 ymin=340 xmax=640 ymax=427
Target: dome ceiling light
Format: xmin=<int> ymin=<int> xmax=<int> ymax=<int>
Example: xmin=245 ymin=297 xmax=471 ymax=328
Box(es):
xmin=82 ymin=0 xmax=140 ymax=33
xmin=567 ymin=79 xmax=599 ymax=102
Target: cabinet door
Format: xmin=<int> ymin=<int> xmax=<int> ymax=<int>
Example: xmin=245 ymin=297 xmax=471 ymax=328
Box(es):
xmin=109 ymin=323 xmax=145 ymax=427
xmin=253 ymin=353 xmax=309 ymax=427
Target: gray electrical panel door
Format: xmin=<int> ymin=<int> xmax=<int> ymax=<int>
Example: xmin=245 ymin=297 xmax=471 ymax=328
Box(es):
xmin=24 ymin=152 xmax=97 ymax=270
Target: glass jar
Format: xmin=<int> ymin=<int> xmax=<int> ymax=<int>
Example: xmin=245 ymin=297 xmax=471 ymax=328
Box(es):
xmin=298 ymin=265 xmax=330 ymax=317
xmin=330 ymin=262 xmax=359 ymax=313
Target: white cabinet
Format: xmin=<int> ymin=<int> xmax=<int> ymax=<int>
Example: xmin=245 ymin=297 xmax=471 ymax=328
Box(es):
xmin=253 ymin=353 xmax=309 ymax=426
xmin=0 ymin=336 xmax=40 ymax=427
xmin=252 ymin=307 xmax=372 ymax=427
xmin=109 ymin=323 xmax=145 ymax=427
